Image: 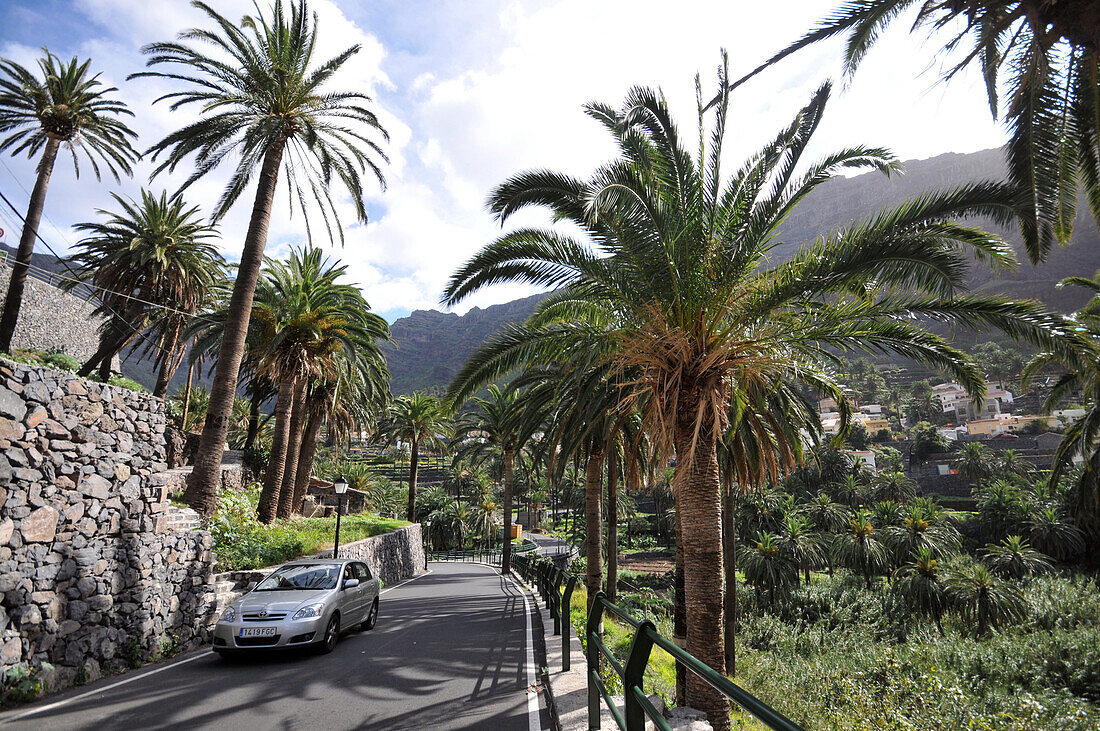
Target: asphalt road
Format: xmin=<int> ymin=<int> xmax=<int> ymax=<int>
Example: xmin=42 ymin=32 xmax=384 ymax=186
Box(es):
xmin=1 ymin=563 xmax=547 ymax=731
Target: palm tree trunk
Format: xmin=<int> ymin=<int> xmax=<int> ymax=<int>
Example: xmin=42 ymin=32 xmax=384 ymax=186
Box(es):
xmin=79 ymin=323 xmax=130 ymax=377
xmin=605 ymin=447 xmax=619 ymax=602
xmin=406 ymin=435 xmax=420 ymax=522
xmin=0 ymin=138 xmax=59 ymax=353
xmin=181 ymin=361 xmax=194 ymax=431
xmin=257 ymin=373 xmax=296 ymax=524
xmin=154 ymin=324 xmax=184 ymax=398
xmin=276 ymin=377 xmax=308 ymax=519
xmin=244 ymin=386 xmax=262 ymax=450
xmin=674 ymin=496 xmax=686 ymax=706
xmin=585 ymin=446 xmax=605 ymax=608
xmin=722 ymin=476 xmax=737 ymax=676
xmin=185 ymin=140 xmax=286 ymax=516
xmin=674 ymin=402 xmax=729 ymax=730
xmin=292 ymin=410 xmax=322 ymax=511
xmin=501 ymin=444 xmax=514 ymax=574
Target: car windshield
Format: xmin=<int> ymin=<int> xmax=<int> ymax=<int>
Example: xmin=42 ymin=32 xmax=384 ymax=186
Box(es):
xmin=254 ymin=564 xmax=340 ymax=591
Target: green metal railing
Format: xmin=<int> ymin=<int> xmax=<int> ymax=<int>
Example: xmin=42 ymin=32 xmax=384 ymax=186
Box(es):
xmin=585 ymin=591 xmax=803 ymax=731
xmin=509 ymin=552 xmax=578 ymax=672
xmin=426 ymin=540 xmax=540 ymax=565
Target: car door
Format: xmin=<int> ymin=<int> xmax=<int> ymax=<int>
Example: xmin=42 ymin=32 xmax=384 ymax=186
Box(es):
xmin=340 ymin=563 xmax=362 ymax=620
xmin=353 ymin=562 xmax=374 ymax=618
xmin=356 ymin=562 xmax=379 ymax=606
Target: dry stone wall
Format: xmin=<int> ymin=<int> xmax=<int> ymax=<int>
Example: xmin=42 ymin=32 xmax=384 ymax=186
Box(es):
xmin=0 ymin=359 xmax=215 ymax=687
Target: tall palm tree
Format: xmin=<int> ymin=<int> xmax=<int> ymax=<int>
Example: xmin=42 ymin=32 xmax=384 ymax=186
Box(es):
xmin=442 ymin=59 xmax=1079 ymax=726
xmin=135 ymin=0 xmax=390 ymax=516
xmin=884 ymin=503 xmax=962 ymax=566
xmin=981 ymin=534 xmax=1052 ymax=578
xmin=727 ymin=0 xmax=1100 ymax=263
xmin=1026 ymin=505 xmax=1086 ymax=561
xmin=1025 ymin=274 xmax=1100 ymax=538
xmin=246 ymin=247 xmax=389 ymax=522
xmin=738 ymin=532 xmax=798 ymax=606
xmin=946 ymin=562 xmax=1027 ymax=638
xmin=833 ymin=510 xmax=890 ymax=590
xmin=380 ymin=393 xmax=451 ymax=524
xmin=798 ymin=493 xmax=850 ymax=534
xmin=895 ymin=546 xmax=949 ymax=634
xmin=775 ymin=515 xmax=825 ymax=586
xmin=952 ymin=442 xmax=997 ymax=487
xmin=450 ymin=384 xmax=528 ymax=573
xmin=66 ymin=189 xmax=225 ymax=391
xmin=0 ymin=50 xmax=138 ymax=352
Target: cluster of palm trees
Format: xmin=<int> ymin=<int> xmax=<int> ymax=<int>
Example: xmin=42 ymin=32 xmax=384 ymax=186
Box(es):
xmin=440 ymin=51 xmax=1088 ymax=725
xmin=736 ymin=450 xmax=1075 ymax=639
xmin=0 ymin=0 xmax=390 ymax=518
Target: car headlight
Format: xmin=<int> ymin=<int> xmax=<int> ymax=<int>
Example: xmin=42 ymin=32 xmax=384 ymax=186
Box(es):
xmin=293 ymin=603 xmax=325 ymax=620
xmin=221 ymin=605 xmax=237 ymax=623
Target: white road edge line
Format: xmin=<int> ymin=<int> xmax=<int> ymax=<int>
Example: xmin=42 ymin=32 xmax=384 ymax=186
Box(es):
xmin=3 ymin=566 xmax=435 ymax=724
xmin=1 ymin=650 xmax=210 ymax=723
xmin=503 ymin=571 xmax=543 ymax=731
xmin=380 ymin=567 xmax=432 ymax=595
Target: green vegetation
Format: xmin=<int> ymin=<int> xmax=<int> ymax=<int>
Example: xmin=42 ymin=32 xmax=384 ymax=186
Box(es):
xmin=207 ymin=483 xmax=408 ymax=571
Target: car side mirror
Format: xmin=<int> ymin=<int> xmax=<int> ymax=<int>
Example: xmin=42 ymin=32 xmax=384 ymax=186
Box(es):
xmin=343 ymin=578 xmax=360 ymax=589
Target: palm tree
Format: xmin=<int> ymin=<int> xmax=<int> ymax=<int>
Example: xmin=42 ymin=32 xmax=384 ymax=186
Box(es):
xmin=1025 ymin=274 xmax=1100 ymax=538
xmin=884 ymin=503 xmax=962 ymax=566
xmin=895 ymin=546 xmax=949 ymax=634
xmin=871 ymin=471 xmax=918 ymax=503
xmin=442 ymin=59 xmax=1078 ymax=725
xmin=946 ymin=562 xmax=1027 ymax=638
xmin=798 ymin=493 xmax=849 ymax=533
xmin=775 ymin=515 xmax=824 ymax=585
xmin=833 ymin=510 xmax=889 ymax=590
xmin=1026 ymin=506 xmax=1086 ymax=561
xmin=737 ymin=533 xmax=798 ymax=607
xmin=952 ymin=442 xmax=996 ymax=487
xmin=0 ymin=50 xmax=138 ymax=352
xmin=981 ymin=535 xmax=1052 ymax=579
xmin=66 ymin=190 xmax=225 ymax=391
xmin=727 ymin=1 xmax=1100 ymax=263
xmin=450 ymin=384 xmax=530 ymax=573
xmin=975 ymin=479 xmax=1035 ymax=543
xmin=247 ymin=247 xmax=390 ymax=522
xmin=379 ymin=393 xmax=451 ymax=524
xmin=135 ymin=0 xmax=390 ymax=516
xmin=998 ymin=449 xmax=1033 ymax=479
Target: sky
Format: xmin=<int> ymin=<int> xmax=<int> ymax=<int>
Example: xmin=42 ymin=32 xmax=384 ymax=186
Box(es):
xmin=0 ymin=0 xmax=1007 ymax=323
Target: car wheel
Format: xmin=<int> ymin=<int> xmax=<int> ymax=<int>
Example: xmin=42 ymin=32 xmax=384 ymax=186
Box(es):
xmin=363 ymin=599 xmax=378 ymax=631
xmin=318 ymin=614 xmax=340 ymax=654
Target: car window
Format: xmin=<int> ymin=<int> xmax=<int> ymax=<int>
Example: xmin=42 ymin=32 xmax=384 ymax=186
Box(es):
xmin=343 ymin=565 xmax=356 ymax=582
xmin=355 ymin=562 xmax=372 ymax=580
xmin=254 ymin=564 xmax=339 ymax=591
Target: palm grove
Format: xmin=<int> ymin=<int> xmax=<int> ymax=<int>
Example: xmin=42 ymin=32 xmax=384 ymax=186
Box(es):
xmin=1 ymin=1 xmax=1100 ymax=729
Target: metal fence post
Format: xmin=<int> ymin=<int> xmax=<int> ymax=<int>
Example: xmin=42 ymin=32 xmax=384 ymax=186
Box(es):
xmin=585 ymin=591 xmax=605 ymax=730
xmin=623 ymin=620 xmax=657 ymax=730
xmin=562 ymin=575 xmax=576 ymax=672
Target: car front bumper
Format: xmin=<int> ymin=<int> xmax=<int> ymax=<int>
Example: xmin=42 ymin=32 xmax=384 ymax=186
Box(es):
xmin=212 ymin=616 xmax=326 ymax=650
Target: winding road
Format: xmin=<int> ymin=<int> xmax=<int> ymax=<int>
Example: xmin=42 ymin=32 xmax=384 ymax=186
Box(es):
xmin=0 ymin=563 xmax=548 ymax=730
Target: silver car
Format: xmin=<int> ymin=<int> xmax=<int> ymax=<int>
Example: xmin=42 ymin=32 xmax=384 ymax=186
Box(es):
xmin=212 ymin=559 xmax=380 ymax=657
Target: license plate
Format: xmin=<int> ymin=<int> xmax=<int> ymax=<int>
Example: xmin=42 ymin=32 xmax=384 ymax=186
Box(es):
xmin=239 ymin=627 xmax=277 ymax=638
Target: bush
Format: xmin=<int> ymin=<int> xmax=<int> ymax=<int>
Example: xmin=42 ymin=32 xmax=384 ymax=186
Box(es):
xmin=1 ymin=663 xmax=52 ymax=706
xmin=41 ymin=350 xmax=79 ymax=372
xmin=107 ymin=375 xmax=148 ymax=393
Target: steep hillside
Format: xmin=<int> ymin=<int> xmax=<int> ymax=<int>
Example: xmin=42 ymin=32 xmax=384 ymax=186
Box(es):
xmin=382 ymin=293 xmax=548 ymax=395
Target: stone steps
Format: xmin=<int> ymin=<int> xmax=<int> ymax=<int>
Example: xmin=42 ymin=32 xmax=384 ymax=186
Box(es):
xmin=165 ymin=505 xmax=201 ymax=532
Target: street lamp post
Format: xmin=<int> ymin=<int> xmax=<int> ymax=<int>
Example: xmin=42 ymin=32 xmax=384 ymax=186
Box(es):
xmin=333 ymin=475 xmax=348 ymax=559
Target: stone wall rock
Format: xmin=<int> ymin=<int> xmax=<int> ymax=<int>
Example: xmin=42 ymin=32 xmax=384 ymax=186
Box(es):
xmin=310 ymin=524 xmax=425 ymax=584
